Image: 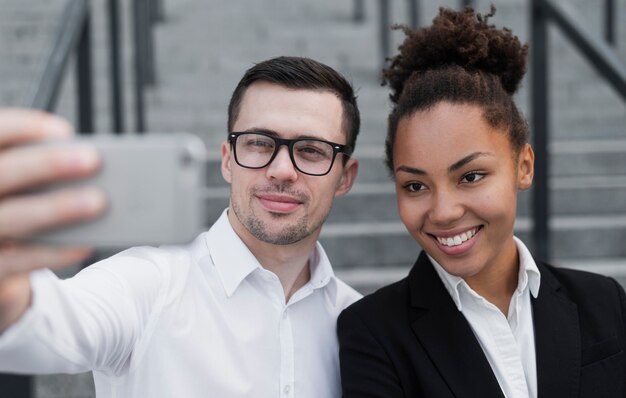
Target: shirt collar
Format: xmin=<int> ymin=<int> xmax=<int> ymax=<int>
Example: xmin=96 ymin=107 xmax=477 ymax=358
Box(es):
xmin=513 ymin=236 xmax=541 ymax=298
xmin=429 ymin=236 xmax=541 ymax=311
xmin=205 ymin=209 xmax=337 ymax=301
xmin=205 ymin=209 xmax=261 ymax=297
xmin=308 ymin=241 xmax=338 ymax=303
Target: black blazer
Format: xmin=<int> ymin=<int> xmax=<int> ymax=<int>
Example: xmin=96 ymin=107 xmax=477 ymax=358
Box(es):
xmin=338 ymin=252 xmax=626 ymax=397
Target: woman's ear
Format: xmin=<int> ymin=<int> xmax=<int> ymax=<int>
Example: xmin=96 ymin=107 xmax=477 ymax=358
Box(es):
xmin=517 ymin=143 xmax=534 ymax=191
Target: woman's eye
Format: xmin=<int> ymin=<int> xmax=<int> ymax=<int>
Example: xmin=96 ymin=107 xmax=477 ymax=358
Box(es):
xmin=405 ymin=182 xmax=425 ymax=192
xmin=461 ymin=172 xmax=485 ymax=184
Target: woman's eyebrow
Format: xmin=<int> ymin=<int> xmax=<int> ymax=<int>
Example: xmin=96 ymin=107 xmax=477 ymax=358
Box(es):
xmin=448 ymin=152 xmax=491 ymax=173
xmin=395 ymin=165 xmax=426 ymax=175
xmin=395 ymin=152 xmax=492 ymax=176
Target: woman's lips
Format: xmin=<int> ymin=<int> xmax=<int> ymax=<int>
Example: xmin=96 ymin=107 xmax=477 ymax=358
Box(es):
xmin=430 ymin=226 xmax=482 ymax=256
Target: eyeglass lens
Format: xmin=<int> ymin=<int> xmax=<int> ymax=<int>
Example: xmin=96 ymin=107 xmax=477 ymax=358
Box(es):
xmin=235 ymin=133 xmax=336 ymax=175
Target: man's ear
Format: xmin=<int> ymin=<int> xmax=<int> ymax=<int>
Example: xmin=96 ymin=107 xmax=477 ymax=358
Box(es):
xmin=335 ymin=158 xmax=359 ymax=197
xmin=221 ymin=141 xmax=233 ymax=183
xmin=517 ymin=143 xmax=534 ymax=191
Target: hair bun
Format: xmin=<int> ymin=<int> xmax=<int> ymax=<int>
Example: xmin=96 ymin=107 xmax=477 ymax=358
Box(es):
xmin=383 ymin=6 xmax=529 ymax=104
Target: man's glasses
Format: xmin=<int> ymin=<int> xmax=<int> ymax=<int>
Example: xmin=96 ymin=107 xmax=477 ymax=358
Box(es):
xmin=227 ymin=132 xmax=352 ymax=176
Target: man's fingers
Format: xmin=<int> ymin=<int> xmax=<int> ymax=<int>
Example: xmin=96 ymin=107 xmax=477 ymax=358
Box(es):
xmin=0 ymin=187 xmax=107 ymax=240
xmin=0 ymin=144 xmax=101 ymax=196
xmin=0 ymin=243 xmax=93 ymax=279
xmin=0 ymin=108 xmax=73 ymax=148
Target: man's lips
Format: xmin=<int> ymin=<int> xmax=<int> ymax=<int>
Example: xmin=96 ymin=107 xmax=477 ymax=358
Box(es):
xmin=256 ymin=194 xmax=303 ymax=213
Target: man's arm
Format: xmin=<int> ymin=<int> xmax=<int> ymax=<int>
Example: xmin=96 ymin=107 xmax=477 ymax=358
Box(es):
xmin=337 ymin=307 xmax=405 ymax=398
xmin=0 ymin=108 xmax=104 ymax=333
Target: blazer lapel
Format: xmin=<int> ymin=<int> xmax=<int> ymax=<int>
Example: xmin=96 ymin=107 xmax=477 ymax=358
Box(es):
xmin=408 ymin=253 xmax=504 ymax=398
xmin=532 ymin=262 xmax=581 ymax=397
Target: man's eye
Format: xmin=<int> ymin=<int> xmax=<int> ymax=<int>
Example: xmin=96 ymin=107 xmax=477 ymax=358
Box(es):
xmin=249 ymin=140 xmax=272 ymax=147
xmin=300 ymin=146 xmax=324 ymax=156
xmin=461 ymin=172 xmax=485 ymax=184
xmin=243 ymin=139 xmax=274 ymax=151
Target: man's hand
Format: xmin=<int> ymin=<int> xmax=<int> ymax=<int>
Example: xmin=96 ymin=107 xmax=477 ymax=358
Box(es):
xmin=0 ymin=108 xmax=106 ymax=332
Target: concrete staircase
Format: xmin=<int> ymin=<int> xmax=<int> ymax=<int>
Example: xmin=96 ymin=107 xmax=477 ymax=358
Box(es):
xmin=183 ymin=0 xmax=626 ymax=293
xmin=1 ymin=0 xmax=626 ymax=396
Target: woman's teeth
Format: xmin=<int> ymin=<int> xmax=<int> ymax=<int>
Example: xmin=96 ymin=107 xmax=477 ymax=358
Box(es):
xmin=436 ymin=228 xmax=477 ymax=247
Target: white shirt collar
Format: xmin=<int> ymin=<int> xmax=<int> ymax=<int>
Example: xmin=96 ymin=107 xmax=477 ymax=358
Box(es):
xmin=429 ymin=236 xmax=541 ymax=311
xmin=205 ymin=209 xmax=337 ymax=301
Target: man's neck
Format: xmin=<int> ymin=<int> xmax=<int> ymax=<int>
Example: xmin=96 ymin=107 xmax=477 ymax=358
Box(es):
xmin=227 ymin=210 xmax=318 ymax=302
xmin=252 ymin=238 xmax=315 ymax=302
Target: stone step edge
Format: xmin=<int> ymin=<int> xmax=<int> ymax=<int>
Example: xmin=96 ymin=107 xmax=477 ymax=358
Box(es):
xmin=352 ymin=139 xmax=626 ymax=157
xmin=202 ymin=139 xmax=626 ymax=161
xmin=319 ymin=214 xmax=626 ymax=238
xmin=201 ymin=174 xmax=626 ymax=197
xmin=335 ymin=258 xmax=626 ymax=287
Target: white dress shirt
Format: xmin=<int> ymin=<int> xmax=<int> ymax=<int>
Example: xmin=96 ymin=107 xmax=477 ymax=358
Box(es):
xmin=429 ymin=237 xmax=541 ymax=398
xmin=0 ymin=209 xmax=362 ymax=398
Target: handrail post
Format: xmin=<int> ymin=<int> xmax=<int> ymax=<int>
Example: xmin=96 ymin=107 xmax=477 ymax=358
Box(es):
xmin=407 ymin=0 xmax=419 ymax=28
xmin=133 ymin=0 xmax=147 ymax=132
xmin=144 ymin=0 xmax=157 ymax=86
xmin=108 ymin=0 xmax=125 ymax=132
xmin=152 ymin=0 xmax=166 ymax=23
xmin=605 ymin=0 xmax=615 ymax=45
xmin=77 ymin=9 xmax=94 ymax=134
xmin=353 ymin=0 xmax=365 ymax=23
xmin=0 ymin=374 xmax=32 ymax=398
xmin=531 ymin=0 xmax=551 ymax=261
xmin=461 ymin=0 xmax=473 ymax=9
xmin=379 ymin=0 xmax=390 ymax=70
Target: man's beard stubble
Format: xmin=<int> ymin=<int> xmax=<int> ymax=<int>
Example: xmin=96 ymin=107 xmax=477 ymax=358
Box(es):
xmin=231 ymin=183 xmax=328 ymax=245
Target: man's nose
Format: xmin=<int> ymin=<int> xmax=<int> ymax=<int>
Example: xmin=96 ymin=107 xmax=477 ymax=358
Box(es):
xmin=266 ymin=146 xmax=298 ymax=182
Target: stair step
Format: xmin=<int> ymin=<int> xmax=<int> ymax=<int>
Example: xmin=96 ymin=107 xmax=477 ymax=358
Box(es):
xmin=318 ymin=214 xmax=626 ymax=268
xmin=336 ymin=258 xmax=626 ymax=295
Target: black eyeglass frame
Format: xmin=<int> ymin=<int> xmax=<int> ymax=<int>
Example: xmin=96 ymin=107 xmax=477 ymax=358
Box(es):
xmin=227 ymin=131 xmax=353 ymax=176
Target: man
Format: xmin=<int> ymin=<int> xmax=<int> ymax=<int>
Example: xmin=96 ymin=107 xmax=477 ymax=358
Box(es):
xmin=0 ymin=56 xmax=361 ymax=397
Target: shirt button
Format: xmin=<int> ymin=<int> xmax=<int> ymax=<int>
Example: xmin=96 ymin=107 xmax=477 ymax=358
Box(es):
xmin=283 ymin=385 xmax=291 ymax=394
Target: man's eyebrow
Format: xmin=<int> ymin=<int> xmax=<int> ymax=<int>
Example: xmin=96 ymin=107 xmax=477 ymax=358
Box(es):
xmin=240 ymin=128 xmax=329 ymax=141
xmin=448 ymin=152 xmax=491 ymax=173
xmin=394 ymin=152 xmax=492 ymax=176
xmin=242 ymin=128 xmax=279 ymax=136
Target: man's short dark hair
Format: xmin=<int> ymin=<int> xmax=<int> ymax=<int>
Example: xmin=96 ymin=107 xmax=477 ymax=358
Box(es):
xmin=228 ymin=56 xmax=360 ymax=153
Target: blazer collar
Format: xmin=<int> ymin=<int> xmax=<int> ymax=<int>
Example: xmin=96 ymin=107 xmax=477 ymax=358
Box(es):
xmin=532 ymin=262 xmax=581 ymax=397
xmin=408 ymin=252 xmax=505 ymax=398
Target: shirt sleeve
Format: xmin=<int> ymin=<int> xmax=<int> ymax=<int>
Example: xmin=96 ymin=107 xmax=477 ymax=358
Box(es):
xmin=0 ymin=247 xmax=171 ymax=376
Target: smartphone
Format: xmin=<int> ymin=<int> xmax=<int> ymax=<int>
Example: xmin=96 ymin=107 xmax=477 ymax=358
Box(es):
xmin=34 ymin=133 xmax=208 ymax=248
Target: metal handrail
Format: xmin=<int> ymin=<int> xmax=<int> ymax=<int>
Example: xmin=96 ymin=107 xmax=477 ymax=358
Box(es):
xmin=10 ymin=8 xmax=92 ymax=396
xmin=543 ymin=0 xmax=626 ymax=99
xmin=374 ymin=1 xmax=624 ymax=261
xmin=25 ymin=0 xmax=92 ymax=131
xmin=24 ymin=0 xmax=161 ymax=134
xmin=377 ymin=0 xmax=475 ymax=68
xmin=6 ymin=0 xmax=161 ymax=395
xmin=531 ymin=0 xmax=626 ymax=260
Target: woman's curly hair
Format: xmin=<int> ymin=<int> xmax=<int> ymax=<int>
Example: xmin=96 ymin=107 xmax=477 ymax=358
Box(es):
xmin=383 ymin=6 xmax=530 ymax=174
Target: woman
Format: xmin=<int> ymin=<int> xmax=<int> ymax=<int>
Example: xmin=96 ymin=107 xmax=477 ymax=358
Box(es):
xmin=337 ymin=7 xmax=626 ymax=398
